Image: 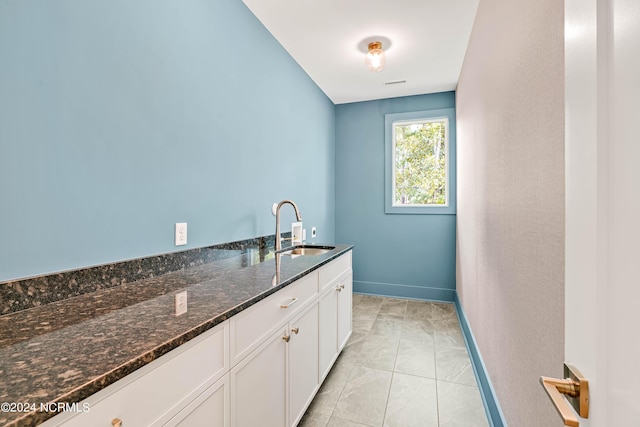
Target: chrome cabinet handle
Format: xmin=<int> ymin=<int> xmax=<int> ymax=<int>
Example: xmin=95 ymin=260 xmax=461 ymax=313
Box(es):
xmin=280 ymin=297 xmax=298 ymax=308
xmin=291 ymin=327 xmax=300 ymax=334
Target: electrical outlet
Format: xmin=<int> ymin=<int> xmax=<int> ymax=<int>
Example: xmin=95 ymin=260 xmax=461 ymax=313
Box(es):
xmin=175 ymin=290 xmax=188 ymax=316
xmin=311 ymin=227 xmax=317 ymax=238
xmin=292 ymin=222 xmax=303 ymax=244
xmin=175 ymin=223 xmax=187 ymax=246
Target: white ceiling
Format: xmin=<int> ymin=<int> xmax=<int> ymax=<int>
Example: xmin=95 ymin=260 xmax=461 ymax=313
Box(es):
xmin=242 ymin=0 xmax=480 ymax=104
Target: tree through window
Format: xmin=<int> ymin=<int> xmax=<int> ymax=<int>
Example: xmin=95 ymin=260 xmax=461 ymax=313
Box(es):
xmin=393 ymin=118 xmax=448 ymax=206
xmin=384 ymin=108 xmax=456 ymax=214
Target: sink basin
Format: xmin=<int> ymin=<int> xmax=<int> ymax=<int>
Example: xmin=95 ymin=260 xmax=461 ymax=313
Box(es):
xmin=280 ymin=245 xmax=335 ymax=256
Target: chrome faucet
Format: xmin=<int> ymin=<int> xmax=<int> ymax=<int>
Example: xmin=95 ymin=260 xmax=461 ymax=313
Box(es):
xmin=275 ymin=200 xmax=302 ymax=252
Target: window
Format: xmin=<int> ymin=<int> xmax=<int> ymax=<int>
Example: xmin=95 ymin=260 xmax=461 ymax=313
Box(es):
xmin=385 ymin=108 xmax=456 ymax=214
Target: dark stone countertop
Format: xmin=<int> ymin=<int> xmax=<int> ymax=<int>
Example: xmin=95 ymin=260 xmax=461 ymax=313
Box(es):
xmin=0 ymin=244 xmax=353 ymax=427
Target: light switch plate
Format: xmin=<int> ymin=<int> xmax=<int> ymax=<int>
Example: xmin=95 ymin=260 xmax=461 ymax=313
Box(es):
xmin=175 ymin=223 xmax=187 ymax=246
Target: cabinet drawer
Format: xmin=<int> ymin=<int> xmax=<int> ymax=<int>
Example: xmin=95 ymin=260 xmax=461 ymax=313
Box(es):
xmin=53 ymin=321 xmax=229 ymax=427
xmin=230 ymin=272 xmax=318 ymax=367
xmin=319 ymin=252 xmax=352 ymax=292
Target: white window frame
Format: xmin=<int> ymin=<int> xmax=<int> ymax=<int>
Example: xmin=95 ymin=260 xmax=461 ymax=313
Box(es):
xmin=384 ymin=108 xmax=456 ymax=215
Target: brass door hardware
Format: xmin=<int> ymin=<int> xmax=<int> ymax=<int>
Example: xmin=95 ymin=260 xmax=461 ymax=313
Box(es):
xmin=282 ymin=334 xmax=290 ymax=342
xmin=112 ymin=418 xmax=122 ymax=427
xmin=280 ymin=297 xmax=298 ymax=309
xmin=291 ymin=327 xmax=300 ymax=334
xmin=336 ymin=284 xmax=345 ymax=292
xmin=540 ymin=363 xmax=589 ymax=427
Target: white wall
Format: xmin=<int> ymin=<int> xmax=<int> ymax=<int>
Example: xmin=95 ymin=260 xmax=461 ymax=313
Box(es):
xmin=456 ymin=0 xmax=565 ymax=425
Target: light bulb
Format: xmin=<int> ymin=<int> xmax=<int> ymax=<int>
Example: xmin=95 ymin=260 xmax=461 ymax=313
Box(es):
xmin=365 ymin=41 xmax=385 ymax=72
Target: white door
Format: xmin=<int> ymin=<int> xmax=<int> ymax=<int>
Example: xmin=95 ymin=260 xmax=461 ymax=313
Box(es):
xmin=172 ymin=375 xmax=229 ymax=427
xmin=565 ymin=0 xmax=640 ymax=425
xmin=336 ymin=271 xmax=353 ymax=352
xmin=318 ymin=285 xmax=338 ymax=381
xmin=230 ymin=326 xmax=287 ymax=427
xmin=288 ymin=303 xmax=319 ymax=427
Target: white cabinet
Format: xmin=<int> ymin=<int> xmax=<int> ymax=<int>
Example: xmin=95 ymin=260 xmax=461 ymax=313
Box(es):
xmin=42 ymin=250 xmax=351 ymax=427
xmin=230 ymin=301 xmax=319 ymax=427
xmin=230 ymin=325 xmax=288 ymax=427
xmin=230 ymin=252 xmax=351 ymax=426
xmin=45 ymin=321 xmax=229 ymax=427
xmin=230 ymin=272 xmax=318 ymax=368
xmin=318 ymin=253 xmax=353 ymax=381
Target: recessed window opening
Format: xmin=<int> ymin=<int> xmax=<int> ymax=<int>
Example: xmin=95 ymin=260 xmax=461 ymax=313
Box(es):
xmin=384 ymin=108 xmax=456 ymax=215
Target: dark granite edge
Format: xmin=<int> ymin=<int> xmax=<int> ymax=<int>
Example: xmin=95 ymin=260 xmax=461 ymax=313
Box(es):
xmin=1 ymin=234 xmax=288 ymax=316
xmin=10 ymin=245 xmax=353 ymax=427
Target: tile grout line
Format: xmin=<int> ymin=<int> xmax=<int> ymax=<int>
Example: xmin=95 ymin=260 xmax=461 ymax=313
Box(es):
xmin=328 ymin=359 xmax=353 ymax=422
xmin=330 ymin=295 xmax=379 ymax=425
xmin=433 ymin=305 xmax=442 ymax=426
xmin=380 ymin=335 xmax=402 ymax=427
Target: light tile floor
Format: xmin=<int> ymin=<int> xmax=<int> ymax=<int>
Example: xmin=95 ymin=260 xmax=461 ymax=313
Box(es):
xmin=299 ymin=294 xmax=490 ymax=427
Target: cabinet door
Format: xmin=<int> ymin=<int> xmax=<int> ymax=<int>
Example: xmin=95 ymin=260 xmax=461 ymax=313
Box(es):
xmin=288 ymin=303 xmax=319 ymax=427
xmin=337 ymin=271 xmax=353 ymax=352
xmin=168 ymin=374 xmax=229 ymax=427
xmin=318 ymin=286 xmax=338 ymax=381
xmin=230 ymin=326 xmax=287 ymax=427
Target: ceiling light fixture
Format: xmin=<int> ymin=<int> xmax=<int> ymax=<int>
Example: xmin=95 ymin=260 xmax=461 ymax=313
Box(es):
xmin=365 ymin=41 xmax=385 ymax=72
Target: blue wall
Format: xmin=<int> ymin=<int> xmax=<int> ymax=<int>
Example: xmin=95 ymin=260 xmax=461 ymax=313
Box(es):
xmin=335 ymin=92 xmax=456 ymax=301
xmin=0 ymin=0 xmax=335 ymax=282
